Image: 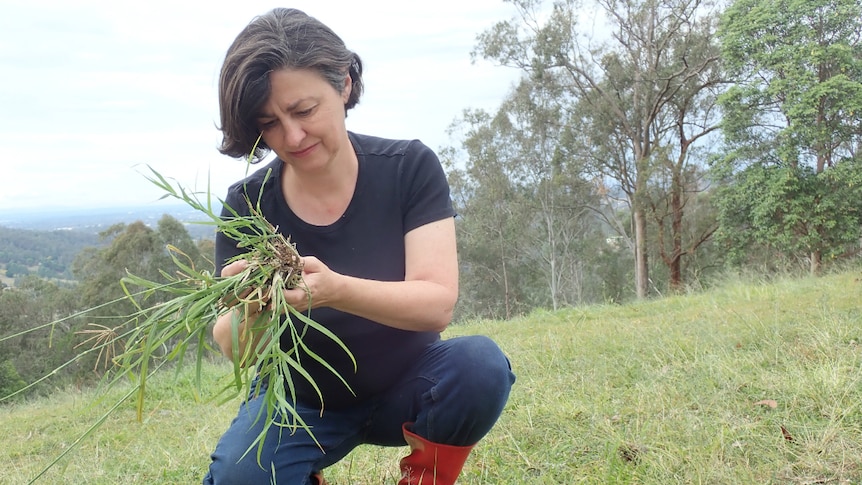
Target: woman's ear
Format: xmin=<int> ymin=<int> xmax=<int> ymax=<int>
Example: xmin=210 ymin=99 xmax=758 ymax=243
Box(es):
xmin=342 ymin=74 xmax=352 ymax=104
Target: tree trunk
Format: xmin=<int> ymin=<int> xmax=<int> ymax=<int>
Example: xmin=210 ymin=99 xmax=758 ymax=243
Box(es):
xmin=810 ymin=249 xmax=821 ymax=276
xmin=669 ymin=173 xmax=684 ymax=291
xmin=498 ymin=225 xmax=512 ymax=320
xmin=633 ymin=207 xmax=649 ymax=299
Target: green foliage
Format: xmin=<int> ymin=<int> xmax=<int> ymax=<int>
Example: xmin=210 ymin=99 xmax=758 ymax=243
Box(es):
xmin=0 ymin=226 xmax=98 ymax=280
xmin=715 ymin=0 xmax=862 ymax=272
xmin=718 ymin=0 xmax=862 ymax=166
xmin=156 ymin=214 xmax=210 ymax=272
xmin=72 ymin=221 xmax=164 ymax=317
xmin=0 ymin=359 xmax=26 ymax=399
xmin=446 ymin=71 xmax=605 ymax=318
xmin=0 ymin=215 xmax=217 ymax=398
xmin=66 ymin=214 xmax=217 ymax=363
xmin=0 ymin=276 xmax=85 ymax=392
xmin=446 ymin=107 xmax=542 ymax=319
xmin=714 ymin=157 xmax=862 ymax=268
xmin=5 ymin=262 xmax=28 ymax=278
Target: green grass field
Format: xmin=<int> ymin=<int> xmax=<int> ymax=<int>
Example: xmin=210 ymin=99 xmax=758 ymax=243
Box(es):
xmin=2 ymin=271 xmax=861 ymax=484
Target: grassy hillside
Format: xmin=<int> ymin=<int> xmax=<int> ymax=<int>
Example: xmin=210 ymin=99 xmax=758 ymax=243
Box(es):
xmin=2 ymin=272 xmax=861 ymax=484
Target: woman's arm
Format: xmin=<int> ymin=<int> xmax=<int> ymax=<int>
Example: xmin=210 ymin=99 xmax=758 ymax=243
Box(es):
xmin=211 ymin=260 xmax=271 ymax=362
xmin=282 ymin=217 xmax=459 ymax=333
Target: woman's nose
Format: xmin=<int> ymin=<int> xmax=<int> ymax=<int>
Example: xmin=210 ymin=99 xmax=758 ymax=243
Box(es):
xmin=282 ymin=118 xmax=306 ymax=148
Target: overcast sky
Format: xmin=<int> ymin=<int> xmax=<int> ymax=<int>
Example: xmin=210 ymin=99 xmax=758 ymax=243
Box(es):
xmin=0 ymin=0 xmax=523 ymax=212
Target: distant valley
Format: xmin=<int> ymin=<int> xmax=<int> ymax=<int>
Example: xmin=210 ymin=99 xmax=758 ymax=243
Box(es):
xmin=0 ymin=203 xmax=221 ymax=286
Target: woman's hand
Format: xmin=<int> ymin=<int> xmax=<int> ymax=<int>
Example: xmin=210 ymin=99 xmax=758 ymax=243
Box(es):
xmin=212 ymin=259 xmax=271 ymax=363
xmin=218 ymin=259 xmax=268 ymax=311
xmin=221 ymin=259 xmax=249 ymax=278
xmin=274 ymin=218 xmax=458 ymax=333
xmin=281 ymin=256 xmax=341 ymax=312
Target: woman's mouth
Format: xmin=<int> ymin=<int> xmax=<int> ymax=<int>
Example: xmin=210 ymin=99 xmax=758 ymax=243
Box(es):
xmin=289 ymin=143 xmax=318 ymax=158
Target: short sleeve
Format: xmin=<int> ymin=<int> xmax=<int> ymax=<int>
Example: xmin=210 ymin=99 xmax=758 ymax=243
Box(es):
xmin=400 ymin=140 xmax=456 ymax=234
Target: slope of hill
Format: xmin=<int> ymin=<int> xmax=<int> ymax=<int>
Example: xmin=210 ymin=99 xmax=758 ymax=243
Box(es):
xmin=1 ymin=271 xmax=860 ymax=484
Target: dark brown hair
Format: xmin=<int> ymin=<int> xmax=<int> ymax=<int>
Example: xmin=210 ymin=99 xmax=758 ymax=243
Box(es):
xmin=217 ymin=8 xmax=364 ymax=160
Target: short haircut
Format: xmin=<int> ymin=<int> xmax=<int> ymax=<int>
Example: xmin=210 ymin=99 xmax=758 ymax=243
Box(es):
xmin=217 ymin=8 xmax=364 ymax=160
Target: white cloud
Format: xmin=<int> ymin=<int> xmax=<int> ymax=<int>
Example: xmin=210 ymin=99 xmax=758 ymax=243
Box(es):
xmin=0 ymin=0 xmax=521 ymax=211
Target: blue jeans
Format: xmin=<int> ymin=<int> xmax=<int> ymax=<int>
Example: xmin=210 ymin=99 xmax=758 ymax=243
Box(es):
xmin=202 ymin=335 xmax=515 ymax=485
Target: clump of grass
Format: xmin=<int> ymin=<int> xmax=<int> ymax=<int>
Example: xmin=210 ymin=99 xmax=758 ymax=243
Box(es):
xmin=2 ymin=165 xmax=355 ymax=483
xmin=114 ymin=166 xmax=356 ymax=454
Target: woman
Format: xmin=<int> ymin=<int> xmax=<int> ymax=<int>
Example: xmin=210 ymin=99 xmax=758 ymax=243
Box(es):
xmin=203 ymin=8 xmax=514 ymax=485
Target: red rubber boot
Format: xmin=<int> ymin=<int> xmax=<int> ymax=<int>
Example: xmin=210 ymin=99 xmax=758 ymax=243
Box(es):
xmin=310 ymin=472 xmax=327 ymax=485
xmin=398 ymin=423 xmax=475 ymax=485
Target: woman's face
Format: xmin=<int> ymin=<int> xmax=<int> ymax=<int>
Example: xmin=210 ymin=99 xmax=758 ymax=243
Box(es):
xmin=255 ymin=68 xmax=351 ymax=172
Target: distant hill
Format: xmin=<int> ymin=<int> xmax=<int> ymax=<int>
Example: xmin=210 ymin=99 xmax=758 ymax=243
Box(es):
xmin=0 ymin=204 xmax=219 ymax=284
xmin=0 ymin=226 xmax=99 ymax=282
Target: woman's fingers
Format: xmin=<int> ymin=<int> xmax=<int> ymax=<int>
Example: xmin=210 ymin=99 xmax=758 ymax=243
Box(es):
xmin=219 ymin=260 xmax=256 ymax=309
xmin=221 ymin=259 xmax=249 ymax=277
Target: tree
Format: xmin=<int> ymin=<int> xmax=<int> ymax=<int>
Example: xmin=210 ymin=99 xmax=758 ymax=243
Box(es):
xmin=0 ymin=227 xmax=99 ymax=281
xmin=155 ymin=214 xmax=213 ymax=276
xmin=475 ymin=0 xmax=725 ymax=297
xmin=72 ymin=221 xmax=163 ymax=317
xmin=0 ymin=359 xmax=26 ymax=399
xmin=445 ymin=108 xmax=537 ymax=320
xmin=498 ymin=75 xmax=600 ymax=310
xmin=0 ymin=215 xmax=216 ymax=396
xmin=716 ymin=0 xmax=862 ymax=274
xmin=68 ymin=215 xmax=211 ymax=375
xmin=71 ymin=215 xmax=204 ymax=311
xmin=0 ymin=276 xmax=82 ymax=390
xmin=446 ymin=68 xmax=605 ymax=318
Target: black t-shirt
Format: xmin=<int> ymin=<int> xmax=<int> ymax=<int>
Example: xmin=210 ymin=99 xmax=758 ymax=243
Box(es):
xmin=215 ymin=132 xmax=456 ymax=409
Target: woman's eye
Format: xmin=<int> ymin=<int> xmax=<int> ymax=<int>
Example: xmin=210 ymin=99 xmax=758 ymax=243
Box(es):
xmin=296 ymin=107 xmax=315 ymax=117
xmin=259 ymin=120 xmax=277 ymax=130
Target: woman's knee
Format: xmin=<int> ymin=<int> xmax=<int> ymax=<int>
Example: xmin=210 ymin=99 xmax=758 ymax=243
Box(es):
xmin=419 ymin=336 xmax=514 ymax=444
xmin=205 ymin=445 xmax=272 ymax=485
xmin=451 ymin=335 xmax=514 ymax=392
xmin=436 ymin=335 xmax=515 ymax=422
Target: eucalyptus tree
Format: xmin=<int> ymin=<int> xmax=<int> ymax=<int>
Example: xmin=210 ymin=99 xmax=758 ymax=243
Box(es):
xmin=648 ymin=10 xmax=724 ymax=290
xmin=0 ymin=275 xmax=81 ymax=389
xmin=446 ymin=69 xmax=599 ymax=317
xmin=65 ymin=214 xmax=210 ymax=376
xmin=498 ymin=73 xmax=598 ymax=310
xmin=446 ymin=108 xmax=537 ymax=320
xmin=72 ymin=221 xmax=164 ymax=318
xmin=715 ymin=0 xmax=862 ymax=274
xmin=155 ymin=214 xmax=213 ymax=275
xmin=475 ymin=0 xmax=725 ymax=297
